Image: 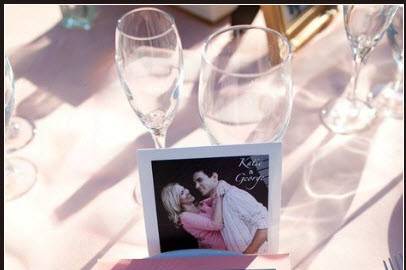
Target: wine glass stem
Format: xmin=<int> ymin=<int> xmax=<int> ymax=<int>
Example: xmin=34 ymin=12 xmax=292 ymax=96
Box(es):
xmin=151 ymin=129 xmax=167 ymax=148
xmin=4 ymin=126 xmax=12 ymax=176
xmin=4 ymin=153 xmax=14 ymax=188
xmin=348 ymin=56 xmax=363 ymax=102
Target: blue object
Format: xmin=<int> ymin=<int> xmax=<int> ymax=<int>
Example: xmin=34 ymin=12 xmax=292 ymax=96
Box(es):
xmin=154 ymin=249 xmax=238 ymax=258
xmin=59 ymin=5 xmax=97 ymax=30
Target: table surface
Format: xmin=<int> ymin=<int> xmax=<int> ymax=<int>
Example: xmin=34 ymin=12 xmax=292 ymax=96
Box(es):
xmin=4 ymin=5 xmax=404 ymax=270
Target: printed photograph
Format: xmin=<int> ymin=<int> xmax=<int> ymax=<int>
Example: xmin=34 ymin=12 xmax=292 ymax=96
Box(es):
xmin=151 ymin=155 xmax=270 ymax=254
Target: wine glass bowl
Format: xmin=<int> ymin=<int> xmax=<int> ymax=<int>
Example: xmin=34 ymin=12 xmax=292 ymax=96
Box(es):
xmin=198 ymin=25 xmax=293 ymax=145
xmin=344 ymin=5 xmax=399 ymax=60
xmin=115 ymin=8 xmax=183 ymax=149
xmin=368 ymin=7 xmax=403 ymax=119
xmin=387 ymin=8 xmax=404 ymax=65
xmin=320 ymin=5 xmax=399 ymax=134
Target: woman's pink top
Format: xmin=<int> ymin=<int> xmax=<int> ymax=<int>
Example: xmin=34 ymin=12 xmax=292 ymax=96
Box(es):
xmin=179 ymin=197 xmax=227 ymax=250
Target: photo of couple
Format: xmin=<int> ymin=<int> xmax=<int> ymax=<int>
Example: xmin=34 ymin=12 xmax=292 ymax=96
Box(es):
xmin=151 ymin=156 xmax=270 ymax=254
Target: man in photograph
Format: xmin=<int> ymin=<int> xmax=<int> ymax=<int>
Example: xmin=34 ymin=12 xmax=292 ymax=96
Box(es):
xmin=191 ymin=168 xmax=268 ymax=254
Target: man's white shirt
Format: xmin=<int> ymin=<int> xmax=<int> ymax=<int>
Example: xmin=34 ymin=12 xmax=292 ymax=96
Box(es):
xmin=218 ymin=180 xmax=268 ymax=253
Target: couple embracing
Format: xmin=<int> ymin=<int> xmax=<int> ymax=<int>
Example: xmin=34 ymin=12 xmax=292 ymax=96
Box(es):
xmin=161 ymin=164 xmax=268 ymax=254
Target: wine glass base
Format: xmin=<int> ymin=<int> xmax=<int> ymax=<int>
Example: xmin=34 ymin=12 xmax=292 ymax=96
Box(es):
xmin=368 ymin=83 xmax=403 ymax=119
xmin=6 ymin=116 xmax=36 ymax=152
xmin=320 ymin=98 xmax=376 ymax=134
xmin=5 ymin=157 xmax=37 ymax=201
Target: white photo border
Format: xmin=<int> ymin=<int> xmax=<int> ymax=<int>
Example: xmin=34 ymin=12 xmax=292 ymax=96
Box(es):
xmin=137 ymin=143 xmax=282 ymax=256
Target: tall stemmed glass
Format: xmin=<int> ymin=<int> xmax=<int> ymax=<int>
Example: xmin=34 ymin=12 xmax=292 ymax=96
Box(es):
xmin=199 ymin=25 xmax=293 ymax=145
xmin=369 ymin=7 xmax=403 ymax=118
xmin=5 ymin=62 xmax=36 ymax=152
xmin=115 ymin=8 xmax=183 ymax=203
xmin=4 ymin=56 xmax=37 ymax=201
xmin=320 ymin=5 xmax=399 ymax=134
xmin=115 ymin=8 xmax=183 ymax=149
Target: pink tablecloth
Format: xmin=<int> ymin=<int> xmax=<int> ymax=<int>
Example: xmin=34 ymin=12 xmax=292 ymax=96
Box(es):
xmin=4 ymin=5 xmax=403 ymax=270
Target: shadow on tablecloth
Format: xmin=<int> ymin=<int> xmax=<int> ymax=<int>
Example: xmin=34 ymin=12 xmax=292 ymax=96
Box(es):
xmin=11 ymin=5 xmax=228 ymax=123
xmin=54 ymin=81 xmax=201 ymax=221
xmin=388 ymin=194 xmax=403 ymax=257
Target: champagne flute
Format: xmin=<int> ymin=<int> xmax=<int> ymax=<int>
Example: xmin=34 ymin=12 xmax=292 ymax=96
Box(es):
xmin=115 ymin=8 xmax=183 ymax=148
xmin=368 ymin=7 xmax=403 ymax=118
xmin=199 ymin=25 xmax=293 ymax=145
xmin=115 ymin=8 xmax=183 ymax=203
xmin=320 ymin=5 xmax=399 ymax=134
xmin=4 ymin=55 xmax=37 ymax=201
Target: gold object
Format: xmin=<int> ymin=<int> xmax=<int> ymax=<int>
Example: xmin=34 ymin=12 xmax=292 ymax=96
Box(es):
xmin=262 ymin=5 xmax=338 ymax=51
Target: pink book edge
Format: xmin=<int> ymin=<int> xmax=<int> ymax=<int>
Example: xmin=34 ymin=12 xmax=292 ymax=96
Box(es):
xmin=94 ymin=253 xmax=291 ymax=270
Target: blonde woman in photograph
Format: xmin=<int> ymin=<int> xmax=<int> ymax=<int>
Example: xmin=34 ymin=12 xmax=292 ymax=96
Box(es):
xmin=161 ymin=183 xmax=227 ymax=250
